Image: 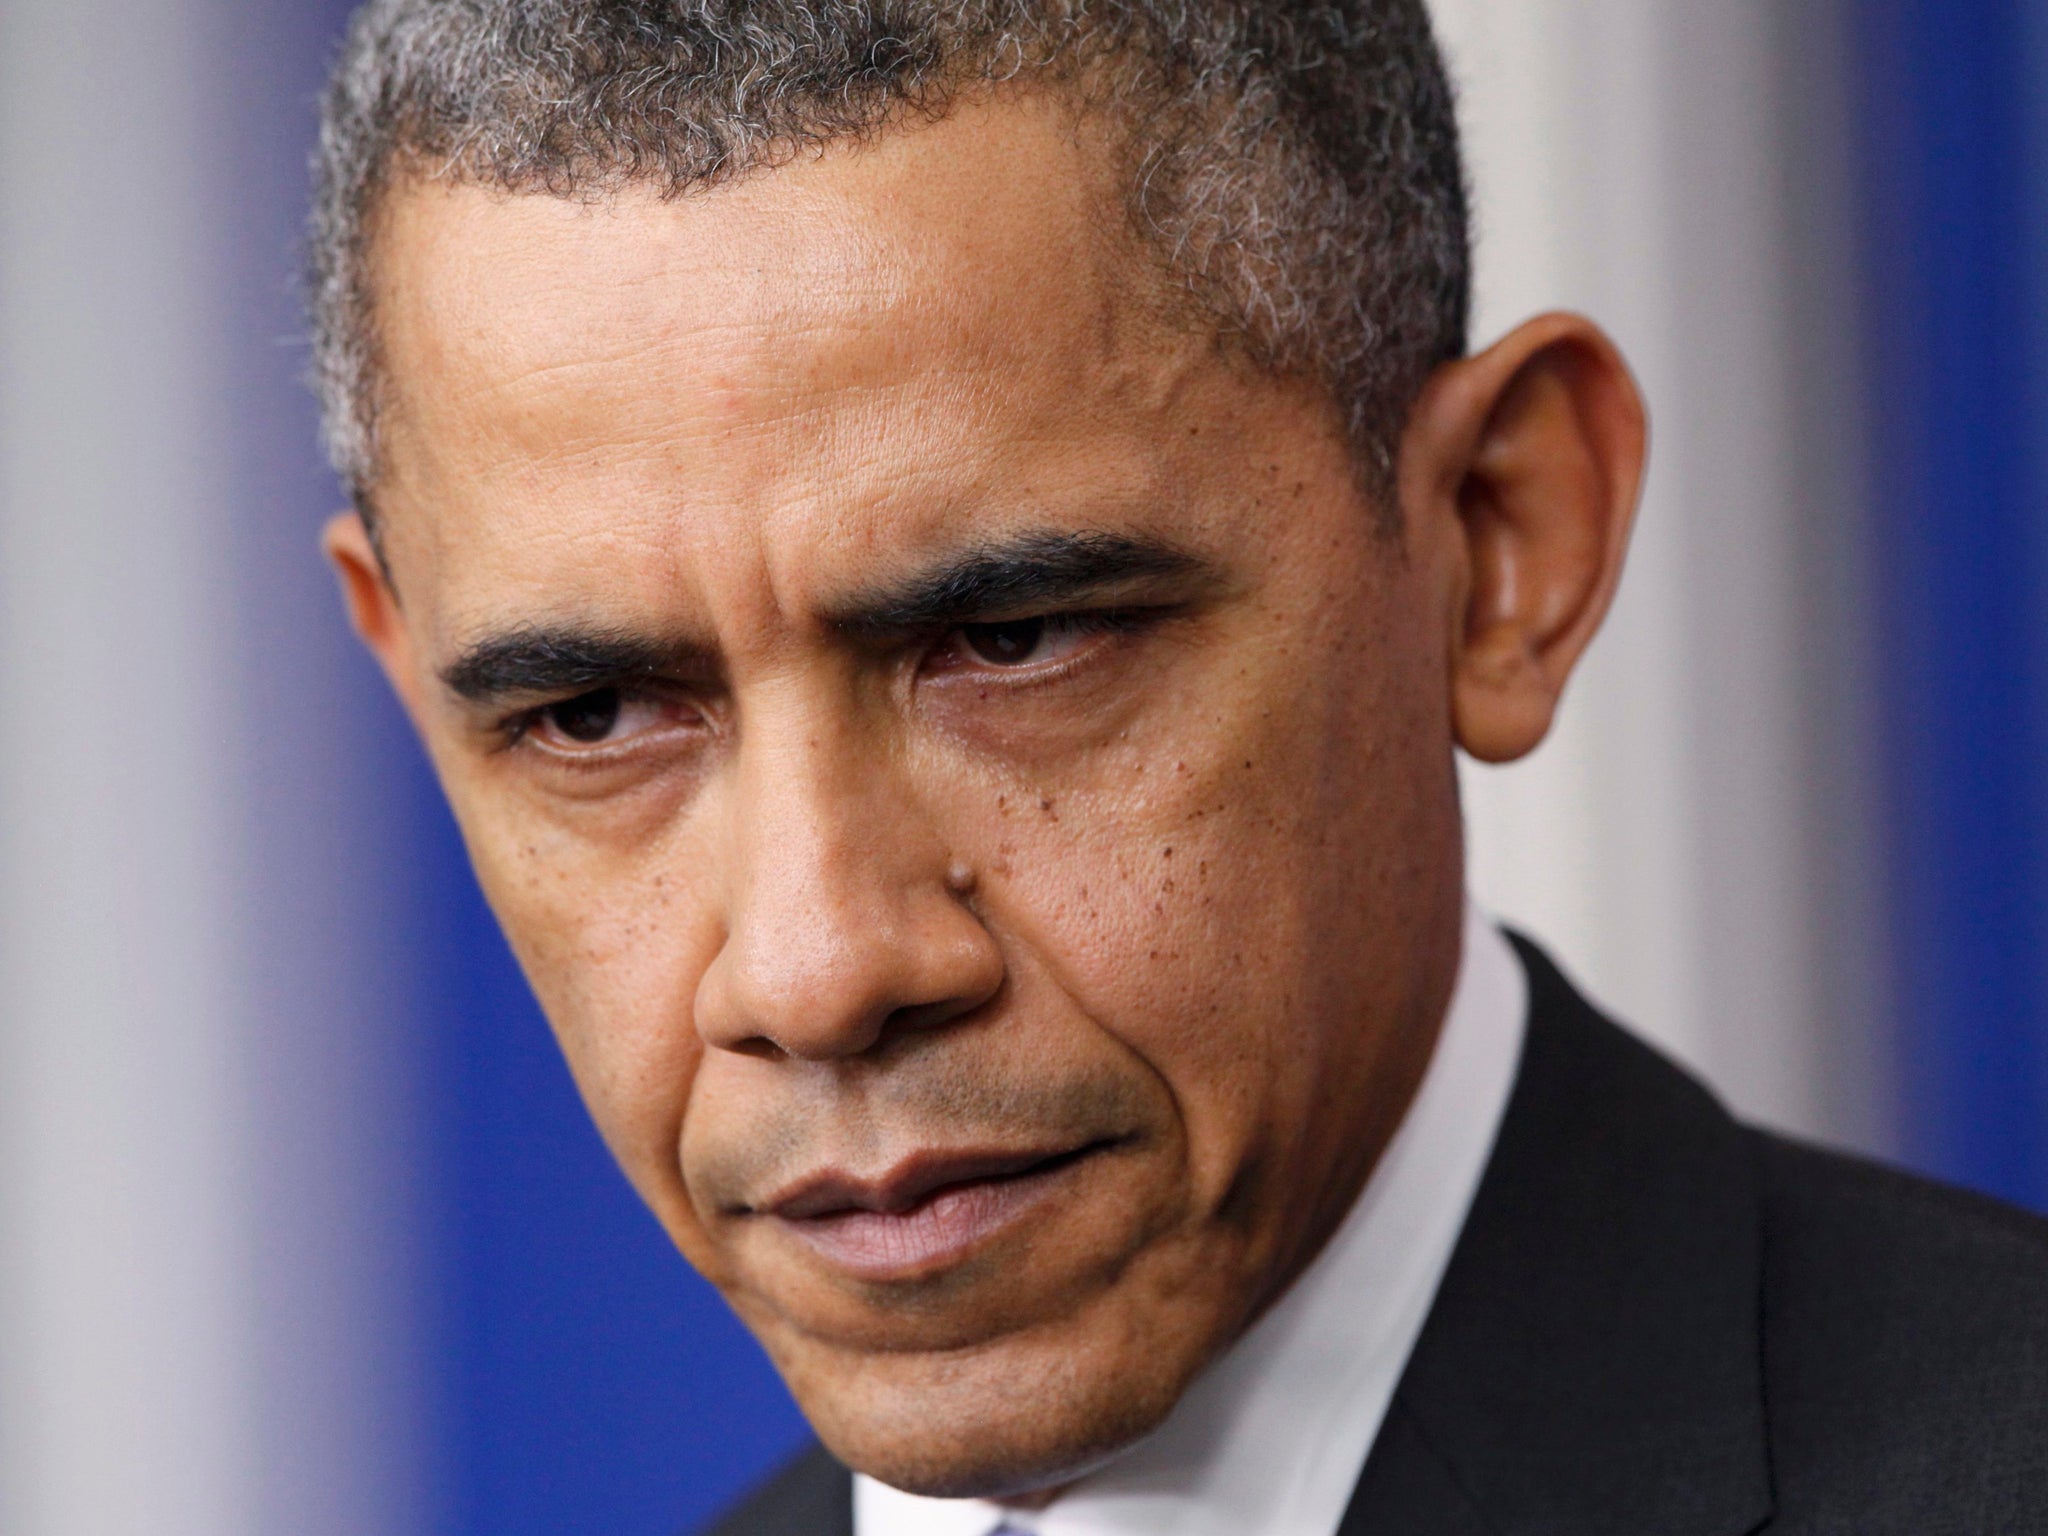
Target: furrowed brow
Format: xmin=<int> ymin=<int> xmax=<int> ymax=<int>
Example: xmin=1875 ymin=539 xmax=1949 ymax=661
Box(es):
xmin=440 ymin=627 xmax=710 ymax=705
xmin=833 ymin=531 xmax=1207 ymax=638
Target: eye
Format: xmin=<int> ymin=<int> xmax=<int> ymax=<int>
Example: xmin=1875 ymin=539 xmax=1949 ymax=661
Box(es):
xmin=955 ymin=615 xmax=1100 ymax=669
xmin=523 ymin=686 xmax=696 ymax=752
xmin=546 ymin=688 xmax=624 ymax=742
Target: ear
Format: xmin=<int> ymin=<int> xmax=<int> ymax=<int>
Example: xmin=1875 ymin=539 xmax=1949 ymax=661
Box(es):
xmin=323 ymin=510 xmax=430 ymax=724
xmin=1399 ymin=312 xmax=1647 ymax=763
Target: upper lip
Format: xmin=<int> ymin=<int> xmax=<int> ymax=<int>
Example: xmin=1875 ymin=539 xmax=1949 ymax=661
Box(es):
xmin=754 ymin=1144 xmax=1096 ymax=1221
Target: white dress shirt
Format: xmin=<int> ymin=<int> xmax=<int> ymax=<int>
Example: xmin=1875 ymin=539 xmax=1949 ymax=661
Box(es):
xmin=857 ymin=903 xmax=1528 ymax=1536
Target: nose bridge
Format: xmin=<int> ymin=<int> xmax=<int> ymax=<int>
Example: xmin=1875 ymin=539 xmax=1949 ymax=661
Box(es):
xmin=698 ymin=671 xmax=997 ymax=1058
xmin=738 ymin=678 xmax=910 ymax=916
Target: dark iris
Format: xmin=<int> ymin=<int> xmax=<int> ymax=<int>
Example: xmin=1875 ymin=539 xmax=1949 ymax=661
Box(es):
xmin=962 ymin=617 xmax=1045 ymax=665
xmin=545 ymin=688 xmax=622 ymax=743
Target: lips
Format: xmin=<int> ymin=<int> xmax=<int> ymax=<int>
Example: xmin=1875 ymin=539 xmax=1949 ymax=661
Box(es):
xmin=752 ymin=1143 xmax=1107 ymax=1280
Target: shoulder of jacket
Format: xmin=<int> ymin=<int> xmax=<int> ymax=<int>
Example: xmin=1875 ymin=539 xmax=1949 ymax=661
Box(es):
xmin=1751 ymin=1130 xmax=2048 ymax=1525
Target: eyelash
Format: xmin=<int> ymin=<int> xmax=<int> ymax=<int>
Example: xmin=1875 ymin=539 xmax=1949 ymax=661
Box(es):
xmin=923 ymin=609 xmax=1142 ymax=677
xmin=496 ymin=684 xmax=694 ymax=756
xmin=492 ymin=607 xmax=1158 ymax=754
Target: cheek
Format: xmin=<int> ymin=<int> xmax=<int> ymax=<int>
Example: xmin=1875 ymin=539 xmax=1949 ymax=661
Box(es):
xmin=952 ymin=563 xmax=1450 ymax=1220
xmin=445 ymin=774 xmax=720 ymax=1225
xmin=956 ymin=707 xmax=1336 ymax=1209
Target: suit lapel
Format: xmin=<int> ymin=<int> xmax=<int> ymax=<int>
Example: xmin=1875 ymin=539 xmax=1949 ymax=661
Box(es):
xmin=1337 ymin=1397 xmax=1492 ymax=1535
xmin=1342 ymin=936 xmax=1774 ymax=1536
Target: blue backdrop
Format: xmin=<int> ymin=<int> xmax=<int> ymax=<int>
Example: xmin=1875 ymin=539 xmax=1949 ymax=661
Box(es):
xmin=1852 ymin=0 xmax=2048 ymax=1213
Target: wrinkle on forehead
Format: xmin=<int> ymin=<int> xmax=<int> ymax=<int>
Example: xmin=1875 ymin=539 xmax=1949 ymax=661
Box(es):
xmin=366 ymin=91 xmax=1241 ymax=657
xmin=373 ymin=92 xmax=1197 ymax=458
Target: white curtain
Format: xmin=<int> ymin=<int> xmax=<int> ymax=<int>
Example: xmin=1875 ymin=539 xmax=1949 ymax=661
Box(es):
xmin=1430 ymin=0 xmax=1887 ymax=1148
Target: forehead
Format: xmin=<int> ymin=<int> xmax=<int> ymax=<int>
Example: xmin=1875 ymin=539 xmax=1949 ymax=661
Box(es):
xmin=366 ymin=94 xmax=1240 ymax=644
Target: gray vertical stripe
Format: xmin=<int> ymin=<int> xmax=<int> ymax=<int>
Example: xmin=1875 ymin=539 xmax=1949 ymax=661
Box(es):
xmin=0 ymin=0 xmax=255 ymax=1531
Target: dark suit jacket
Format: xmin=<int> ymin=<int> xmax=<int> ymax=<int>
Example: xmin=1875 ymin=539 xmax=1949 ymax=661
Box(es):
xmin=707 ymin=938 xmax=2048 ymax=1534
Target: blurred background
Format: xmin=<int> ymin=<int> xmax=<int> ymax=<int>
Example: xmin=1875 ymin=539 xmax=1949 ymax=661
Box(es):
xmin=1 ymin=1 xmax=2043 ymax=1531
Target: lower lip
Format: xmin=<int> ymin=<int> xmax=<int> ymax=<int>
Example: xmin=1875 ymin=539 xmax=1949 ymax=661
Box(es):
xmin=775 ymin=1159 xmax=1085 ymax=1281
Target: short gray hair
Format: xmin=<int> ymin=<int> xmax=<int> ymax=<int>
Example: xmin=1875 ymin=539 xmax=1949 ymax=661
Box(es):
xmin=309 ymin=0 xmax=1469 ymax=508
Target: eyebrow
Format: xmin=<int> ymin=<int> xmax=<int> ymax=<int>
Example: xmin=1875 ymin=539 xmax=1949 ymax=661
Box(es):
xmin=830 ymin=530 xmax=1209 ymax=638
xmin=440 ymin=628 xmax=711 ymax=705
xmin=438 ymin=530 xmax=1210 ymax=705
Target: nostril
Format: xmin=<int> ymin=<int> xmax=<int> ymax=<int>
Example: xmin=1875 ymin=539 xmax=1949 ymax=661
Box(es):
xmin=698 ymin=952 xmax=1002 ymax=1063
xmin=885 ymin=986 xmax=999 ymax=1039
xmin=721 ymin=1033 xmax=787 ymax=1062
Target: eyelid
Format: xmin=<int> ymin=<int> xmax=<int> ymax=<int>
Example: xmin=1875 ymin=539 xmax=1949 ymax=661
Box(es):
xmin=483 ymin=676 xmax=632 ymax=718
xmin=921 ymin=606 xmax=1157 ymax=680
xmin=495 ymin=680 xmax=704 ymax=757
xmin=956 ymin=597 xmax=1159 ymax=629
xmin=949 ymin=605 xmax=1154 ymax=635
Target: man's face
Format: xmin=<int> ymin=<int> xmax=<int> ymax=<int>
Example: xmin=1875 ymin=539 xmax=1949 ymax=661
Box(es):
xmin=360 ymin=94 xmax=1466 ymax=1494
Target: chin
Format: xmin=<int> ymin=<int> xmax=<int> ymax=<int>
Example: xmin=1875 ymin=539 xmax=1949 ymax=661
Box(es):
xmin=777 ymin=1311 xmax=1211 ymax=1499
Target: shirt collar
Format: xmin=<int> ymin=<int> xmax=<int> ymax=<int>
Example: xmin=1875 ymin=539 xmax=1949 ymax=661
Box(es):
xmin=858 ymin=902 xmax=1528 ymax=1536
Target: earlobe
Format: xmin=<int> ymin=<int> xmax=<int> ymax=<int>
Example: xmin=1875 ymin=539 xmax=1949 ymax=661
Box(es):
xmin=1405 ymin=314 xmax=1646 ymax=764
xmin=323 ymin=510 xmax=425 ymax=717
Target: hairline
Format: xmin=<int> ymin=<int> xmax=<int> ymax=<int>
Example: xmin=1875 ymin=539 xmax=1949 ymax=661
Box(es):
xmin=347 ymin=77 xmax=1382 ymax=543
xmin=312 ymin=0 xmax=1469 ymax=544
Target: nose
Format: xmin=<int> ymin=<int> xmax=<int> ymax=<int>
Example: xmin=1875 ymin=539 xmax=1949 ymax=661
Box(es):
xmin=693 ymin=701 xmax=1004 ymax=1061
